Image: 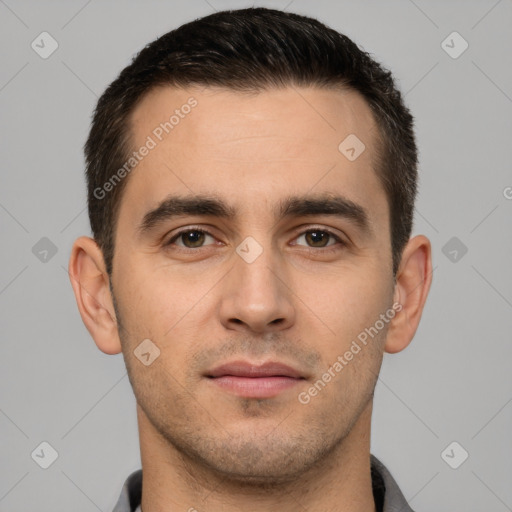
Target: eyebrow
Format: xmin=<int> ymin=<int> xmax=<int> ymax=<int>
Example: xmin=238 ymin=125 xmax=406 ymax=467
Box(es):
xmin=137 ymin=193 xmax=371 ymax=237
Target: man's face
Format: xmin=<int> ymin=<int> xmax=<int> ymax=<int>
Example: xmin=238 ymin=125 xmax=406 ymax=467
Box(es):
xmin=111 ymin=85 xmax=396 ymax=482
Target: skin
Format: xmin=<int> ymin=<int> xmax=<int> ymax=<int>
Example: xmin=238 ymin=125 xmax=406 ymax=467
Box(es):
xmin=69 ymin=85 xmax=432 ymax=512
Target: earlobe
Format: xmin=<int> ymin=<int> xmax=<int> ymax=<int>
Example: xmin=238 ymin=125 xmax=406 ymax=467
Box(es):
xmin=68 ymin=236 xmax=122 ymax=355
xmin=384 ymin=235 xmax=432 ymax=354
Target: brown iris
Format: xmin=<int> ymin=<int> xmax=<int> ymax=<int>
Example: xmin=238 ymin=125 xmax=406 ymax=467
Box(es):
xmin=304 ymin=230 xmax=330 ymax=247
xmin=181 ymin=230 xmax=206 ymax=248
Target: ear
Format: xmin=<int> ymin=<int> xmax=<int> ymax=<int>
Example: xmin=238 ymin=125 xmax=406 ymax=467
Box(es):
xmin=384 ymin=235 xmax=432 ymax=354
xmin=68 ymin=236 xmax=122 ymax=355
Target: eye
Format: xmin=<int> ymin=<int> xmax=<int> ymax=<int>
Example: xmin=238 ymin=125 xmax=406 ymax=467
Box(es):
xmin=294 ymin=229 xmax=342 ymax=248
xmin=164 ymin=226 xmax=344 ymax=252
xmin=167 ymin=228 xmax=216 ymax=249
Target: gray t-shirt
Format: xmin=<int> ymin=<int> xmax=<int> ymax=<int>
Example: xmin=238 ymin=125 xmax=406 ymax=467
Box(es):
xmin=112 ymin=454 xmax=414 ymax=512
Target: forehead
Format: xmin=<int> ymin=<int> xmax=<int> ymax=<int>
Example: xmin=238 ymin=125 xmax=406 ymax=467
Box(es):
xmin=120 ymin=85 xmax=386 ymax=226
xmin=130 ymin=84 xmax=378 ymax=155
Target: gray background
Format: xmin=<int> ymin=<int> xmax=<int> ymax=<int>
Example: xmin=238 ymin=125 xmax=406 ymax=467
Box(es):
xmin=1 ymin=0 xmax=511 ymax=510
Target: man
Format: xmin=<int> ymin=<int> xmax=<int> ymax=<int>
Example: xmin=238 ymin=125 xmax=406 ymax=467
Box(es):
xmin=69 ymin=7 xmax=432 ymax=512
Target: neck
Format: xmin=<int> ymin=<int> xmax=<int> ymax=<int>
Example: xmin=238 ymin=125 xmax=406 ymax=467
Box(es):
xmin=137 ymin=401 xmax=376 ymax=512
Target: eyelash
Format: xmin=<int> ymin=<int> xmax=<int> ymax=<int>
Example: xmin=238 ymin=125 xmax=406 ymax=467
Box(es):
xmin=164 ymin=225 xmax=346 ymax=254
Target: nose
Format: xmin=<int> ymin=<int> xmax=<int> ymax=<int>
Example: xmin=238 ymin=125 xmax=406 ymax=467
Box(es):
xmin=218 ymin=245 xmax=296 ymax=334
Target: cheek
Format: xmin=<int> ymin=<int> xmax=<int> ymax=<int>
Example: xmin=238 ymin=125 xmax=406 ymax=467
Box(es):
xmin=304 ymin=274 xmax=389 ymax=408
xmin=297 ymin=264 xmax=391 ymax=339
xmin=116 ymin=258 xmax=220 ymax=346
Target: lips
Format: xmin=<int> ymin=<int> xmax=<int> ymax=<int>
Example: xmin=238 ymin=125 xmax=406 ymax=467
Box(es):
xmin=206 ymin=361 xmax=304 ymax=379
xmin=206 ymin=361 xmax=305 ymax=399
